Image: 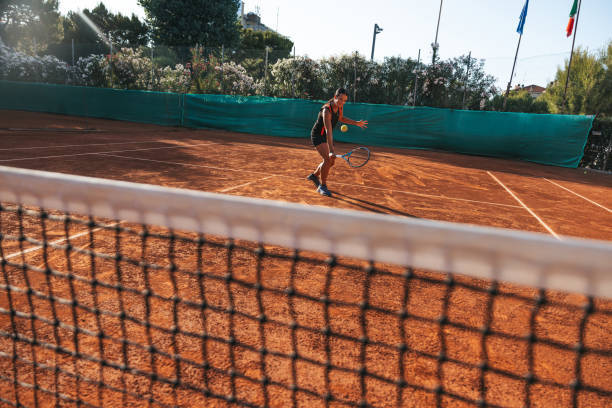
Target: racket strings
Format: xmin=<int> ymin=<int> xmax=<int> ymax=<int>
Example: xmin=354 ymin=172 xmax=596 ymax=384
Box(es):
xmin=347 ymin=148 xmax=370 ymax=167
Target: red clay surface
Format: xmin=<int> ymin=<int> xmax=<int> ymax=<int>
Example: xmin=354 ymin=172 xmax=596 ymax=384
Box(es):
xmin=0 ymin=110 xmax=611 ymax=408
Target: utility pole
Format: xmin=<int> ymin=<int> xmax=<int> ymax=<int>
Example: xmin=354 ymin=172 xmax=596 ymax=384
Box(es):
xmin=291 ymin=46 xmax=296 ymax=98
xmin=462 ymin=51 xmax=471 ymax=109
xmin=413 ymin=49 xmax=420 ymax=107
xmin=353 ymin=54 xmax=357 ymax=102
xmin=432 ymin=0 xmax=443 ymax=64
xmin=370 ymin=23 xmax=383 ymax=61
xmin=264 ymin=46 xmax=269 ymax=96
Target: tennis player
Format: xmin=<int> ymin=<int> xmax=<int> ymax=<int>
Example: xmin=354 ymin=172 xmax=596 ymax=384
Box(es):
xmin=306 ymin=88 xmax=368 ymax=197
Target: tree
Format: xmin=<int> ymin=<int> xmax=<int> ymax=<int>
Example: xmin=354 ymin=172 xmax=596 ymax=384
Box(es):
xmin=61 ymin=3 xmax=149 ymax=48
xmin=379 ymin=56 xmax=419 ymax=105
xmin=0 ymin=0 xmax=62 ymax=54
xmin=230 ymin=28 xmax=294 ymax=87
xmin=594 ymin=42 xmax=612 ymax=117
xmin=267 ymin=56 xmax=324 ymax=99
xmin=239 ymin=28 xmax=292 ymax=59
xmin=542 ymin=45 xmax=607 ymax=115
xmin=418 ymin=54 xmax=497 ymax=109
xmin=488 ymin=91 xmax=549 ymax=113
xmin=319 ymin=53 xmax=381 ymax=103
xmin=138 ymin=0 xmax=241 ymax=48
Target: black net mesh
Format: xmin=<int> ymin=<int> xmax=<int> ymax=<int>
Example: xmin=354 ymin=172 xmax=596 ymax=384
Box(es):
xmin=1 ymin=202 xmax=611 ymax=408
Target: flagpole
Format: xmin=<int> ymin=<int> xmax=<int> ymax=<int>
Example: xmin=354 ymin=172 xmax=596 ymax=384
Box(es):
xmin=563 ymin=0 xmax=582 ymax=106
xmin=503 ymin=33 xmax=522 ymax=111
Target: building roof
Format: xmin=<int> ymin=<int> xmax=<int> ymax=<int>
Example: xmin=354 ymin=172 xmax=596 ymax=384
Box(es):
xmin=517 ymin=84 xmax=546 ymax=93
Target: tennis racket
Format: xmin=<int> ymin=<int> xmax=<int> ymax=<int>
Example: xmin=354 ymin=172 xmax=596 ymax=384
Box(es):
xmin=335 ymin=147 xmax=370 ymax=168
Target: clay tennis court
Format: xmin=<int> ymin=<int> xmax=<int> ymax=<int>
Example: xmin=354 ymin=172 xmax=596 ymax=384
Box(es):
xmin=0 ymin=109 xmax=611 ymax=407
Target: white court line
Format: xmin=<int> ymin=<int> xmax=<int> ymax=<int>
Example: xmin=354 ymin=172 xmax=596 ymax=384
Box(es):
xmin=544 ymin=178 xmax=611 ymax=213
xmin=487 ymin=171 xmax=561 ymax=240
xmin=219 ymin=176 xmax=274 ymax=193
xmin=0 ymin=223 xmax=120 ymax=261
xmin=100 ymin=153 xmax=522 ymax=209
xmin=99 ymin=153 xmax=272 ymax=176
xmin=0 ymin=140 xmax=168 ymax=151
xmin=0 ymin=142 xmax=216 ymax=162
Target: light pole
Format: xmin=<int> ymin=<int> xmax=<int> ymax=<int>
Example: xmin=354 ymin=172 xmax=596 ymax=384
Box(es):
xmin=370 ymin=23 xmax=383 ymax=61
xmin=432 ymin=0 xmax=443 ymax=64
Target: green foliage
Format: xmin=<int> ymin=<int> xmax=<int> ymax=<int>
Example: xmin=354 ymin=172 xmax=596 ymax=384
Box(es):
xmin=319 ymin=53 xmax=383 ymax=103
xmin=138 ymin=0 xmax=240 ymax=48
xmin=488 ymin=91 xmax=549 ymax=114
xmin=217 ymin=61 xmax=256 ymax=96
xmin=50 ymin=3 xmax=149 ymax=62
xmin=419 ymin=54 xmax=497 ymax=109
xmin=542 ymin=44 xmax=610 ymax=115
xmin=239 ymin=28 xmax=293 ymax=60
xmin=0 ymin=36 xmax=71 ymax=83
xmin=0 ymin=0 xmax=63 ymax=54
xmin=593 ymin=42 xmax=612 ymax=117
xmin=188 ymin=45 xmax=222 ymax=94
xmin=379 ymin=56 xmax=419 ymax=105
xmin=267 ymin=56 xmax=324 ymax=99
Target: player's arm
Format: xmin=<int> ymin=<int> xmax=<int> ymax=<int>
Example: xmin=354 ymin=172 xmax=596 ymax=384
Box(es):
xmin=322 ymin=107 xmax=335 ymax=155
xmin=339 ymin=111 xmax=368 ymax=129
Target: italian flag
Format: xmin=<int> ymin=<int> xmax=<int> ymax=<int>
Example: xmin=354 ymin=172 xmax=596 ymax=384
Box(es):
xmin=566 ymin=0 xmax=578 ymax=37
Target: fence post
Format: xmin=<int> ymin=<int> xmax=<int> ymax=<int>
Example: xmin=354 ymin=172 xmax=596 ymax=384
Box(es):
xmin=264 ymin=46 xmax=269 ymax=96
xmin=291 ymin=46 xmax=295 ymax=98
xmin=109 ymin=35 xmax=113 ymax=88
xmin=151 ymin=46 xmax=154 ymax=90
xmin=72 ymin=39 xmax=75 ymax=66
xmin=462 ymin=51 xmax=471 ymax=109
xmin=353 ymin=54 xmax=357 ymax=102
xmin=413 ymin=49 xmax=420 ymax=106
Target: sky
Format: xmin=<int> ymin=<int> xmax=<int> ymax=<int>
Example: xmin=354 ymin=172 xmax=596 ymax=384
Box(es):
xmin=57 ymin=0 xmax=612 ymax=91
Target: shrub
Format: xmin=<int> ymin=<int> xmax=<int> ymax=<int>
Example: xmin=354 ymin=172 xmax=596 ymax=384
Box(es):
xmin=0 ymin=38 xmax=71 ymax=84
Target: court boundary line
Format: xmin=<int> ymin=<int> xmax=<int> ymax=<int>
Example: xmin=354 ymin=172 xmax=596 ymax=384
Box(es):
xmin=100 ymin=153 xmax=523 ymax=209
xmin=0 ymin=142 xmax=217 ymax=162
xmin=0 ymin=222 xmax=121 ymax=261
xmin=487 ymin=171 xmax=560 ymax=240
xmin=219 ymin=176 xmax=275 ymax=193
xmin=544 ymin=178 xmax=611 ymax=213
xmin=0 ymin=140 xmax=171 ymax=151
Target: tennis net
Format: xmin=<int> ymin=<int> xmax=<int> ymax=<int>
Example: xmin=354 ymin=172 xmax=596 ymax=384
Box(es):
xmin=0 ymin=165 xmax=610 ymax=408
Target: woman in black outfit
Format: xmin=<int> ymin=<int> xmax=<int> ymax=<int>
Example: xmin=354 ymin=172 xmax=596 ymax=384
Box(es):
xmin=306 ymin=88 xmax=368 ymax=196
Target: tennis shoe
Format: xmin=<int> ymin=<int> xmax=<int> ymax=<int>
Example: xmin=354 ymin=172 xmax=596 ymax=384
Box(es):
xmin=306 ymin=173 xmax=320 ymax=187
xmin=317 ymin=184 xmax=332 ymax=197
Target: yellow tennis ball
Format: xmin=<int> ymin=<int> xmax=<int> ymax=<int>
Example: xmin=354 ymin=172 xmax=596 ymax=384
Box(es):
xmin=340 ymin=124 xmax=348 ymax=132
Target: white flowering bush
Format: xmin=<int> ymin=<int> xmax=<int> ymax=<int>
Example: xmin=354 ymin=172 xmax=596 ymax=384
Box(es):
xmin=216 ymin=61 xmax=255 ymax=95
xmin=0 ymin=38 xmax=71 ymax=84
xmin=72 ymin=49 xmax=191 ymax=93
xmin=158 ymin=64 xmax=192 ymax=93
xmin=108 ymin=48 xmax=155 ymax=90
xmin=266 ymin=56 xmax=324 ymax=99
xmin=72 ymin=54 xmax=109 ymax=87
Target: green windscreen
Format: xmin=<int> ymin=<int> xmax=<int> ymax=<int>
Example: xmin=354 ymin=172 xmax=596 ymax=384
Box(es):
xmin=1 ymin=80 xmax=594 ymax=167
xmin=0 ymin=80 xmax=182 ymax=126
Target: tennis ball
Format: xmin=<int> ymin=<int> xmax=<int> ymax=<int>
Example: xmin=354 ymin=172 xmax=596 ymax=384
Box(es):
xmin=340 ymin=124 xmax=348 ymax=132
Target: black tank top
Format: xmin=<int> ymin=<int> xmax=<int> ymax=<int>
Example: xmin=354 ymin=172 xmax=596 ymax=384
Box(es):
xmin=310 ymin=101 xmax=341 ymax=137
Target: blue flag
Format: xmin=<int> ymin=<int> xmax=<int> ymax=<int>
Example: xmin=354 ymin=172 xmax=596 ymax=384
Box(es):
xmin=516 ymin=0 xmax=529 ymax=34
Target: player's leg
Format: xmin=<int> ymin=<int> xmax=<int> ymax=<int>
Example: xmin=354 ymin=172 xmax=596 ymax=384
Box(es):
xmin=314 ymin=142 xmax=333 ymax=196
